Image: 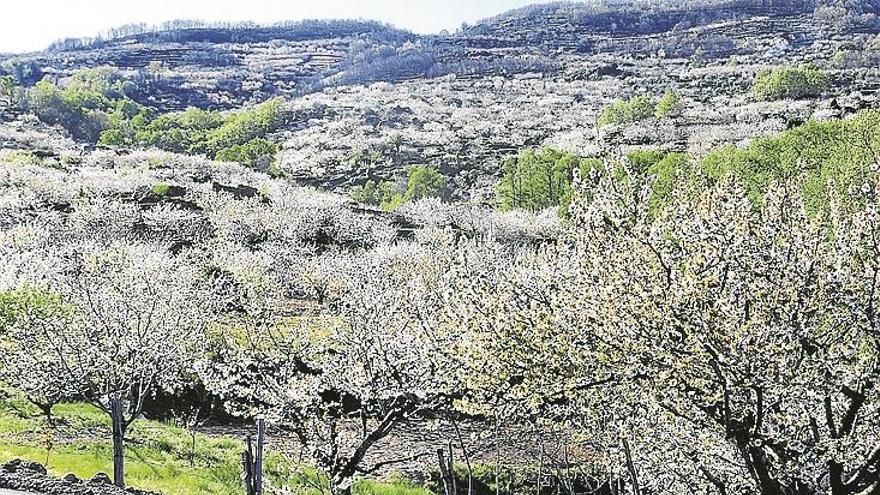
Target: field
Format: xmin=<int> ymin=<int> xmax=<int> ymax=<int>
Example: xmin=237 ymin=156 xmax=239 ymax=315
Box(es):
xmin=0 ymin=392 xmax=430 ymax=495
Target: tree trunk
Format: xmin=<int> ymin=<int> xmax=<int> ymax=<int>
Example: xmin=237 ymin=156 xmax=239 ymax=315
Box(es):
xmin=452 ymin=420 xmax=473 ymax=495
xmin=330 ymin=475 xmax=353 ymax=495
xmin=243 ymin=435 xmax=255 ymax=495
xmin=40 ymin=403 xmax=54 ymax=468
xmin=494 ymin=420 xmax=501 ymax=495
xmin=438 ymin=447 xmax=455 ymax=495
xmin=622 ymin=438 xmax=641 ymax=495
xmin=38 ymin=403 xmax=54 ymax=427
xmin=748 ymin=446 xmax=782 ymax=495
xmin=449 ymin=441 xmax=458 ymax=495
xmin=332 ymin=484 xmax=352 ymax=495
xmin=242 ymin=422 xmax=266 ymax=495
xmin=110 ymin=397 xmax=126 ymax=488
xmin=189 ymin=431 xmax=196 ymax=468
xmin=536 ymin=445 xmax=544 ymax=495
xmin=829 ymin=460 xmax=846 ymax=495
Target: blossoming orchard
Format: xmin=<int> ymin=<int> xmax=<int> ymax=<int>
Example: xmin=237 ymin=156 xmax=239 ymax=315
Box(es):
xmin=3 ymin=2 xmax=880 ymax=494
xmin=0 ymin=141 xmax=878 ymax=495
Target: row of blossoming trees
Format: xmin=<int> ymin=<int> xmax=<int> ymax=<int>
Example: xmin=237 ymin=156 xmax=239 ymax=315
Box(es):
xmin=1 ymin=155 xmax=880 ymax=495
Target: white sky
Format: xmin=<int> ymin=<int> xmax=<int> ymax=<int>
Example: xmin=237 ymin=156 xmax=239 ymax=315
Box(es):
xmin=0 ymin=0 xmax=543 ymax=54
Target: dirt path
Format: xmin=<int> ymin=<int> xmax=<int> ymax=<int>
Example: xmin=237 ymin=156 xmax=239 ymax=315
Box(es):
xmin=10 ymin=417 xmax=590 ymax=479
xmin=201 ymin=421 xmax=589 ymax=477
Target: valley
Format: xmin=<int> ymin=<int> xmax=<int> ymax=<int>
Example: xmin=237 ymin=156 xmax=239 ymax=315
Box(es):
xmin=3 ymin=2 xmax=880 ymax=495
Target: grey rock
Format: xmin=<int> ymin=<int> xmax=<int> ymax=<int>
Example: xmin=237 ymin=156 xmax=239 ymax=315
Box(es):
xmin=88 ymin=472 xmax=112 ymax=485
xmin=1 ymin=459 xmax=159 ymax=495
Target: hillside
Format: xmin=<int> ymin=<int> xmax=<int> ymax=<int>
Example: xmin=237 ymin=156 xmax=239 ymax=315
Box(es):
xmin=3 ymin=0 xmax=880 ymax=199
xmin=6 ymin=3 xmax=880 ymax=495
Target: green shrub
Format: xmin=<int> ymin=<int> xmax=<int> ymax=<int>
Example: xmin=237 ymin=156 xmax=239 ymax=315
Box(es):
xmin=59 ymin=153 xmax=82 ymax=167
xmin=200 ymin=98 xmax=282 ymax=156
xmin=752 ymin=65 xmax=828 ymax=101
xmin=404 ymin=165 xmax=445 ymax=201
xmin=352 ymin=165 xmax=445 ymax=211
xmin=67 ymin=67 xmax=132 ymax=98
xmin=98 ymin=103 xmax=151 ymax=147
xmin=0 ymin=287 xmax=66 ymax=335
xmin=151 ymin=182 xmax=170 ymax=196
xmin=1 ymin=60 xmax=42 ymax=86
xmin=129 ymin=107 xmax=224 ymax=153
xmin=101 ymin=98 xmax=283 ymax=165
xmin=215 ymin=138 xmax=279 ymax=169
xmin=700 ymin=110 xmax=880 ymax=214
xmin=522 ymin=113 xmax=880 ymax=219
xmin=498 ymin=146 xmax=601 ymax=215
xmin=625 ymin=149 xmax=689 ymax=212
xmin=28 ymin=80 xmax=108 ymax=142
xmin=586 ymin=112 xmax=880 ymax=216
xmin=351 ymin=180 xmax=400 ymax=209
xmin=27 ymin=67 xmax=141 ymax=142
xmin=0 ymin=76 xmax=20 ymax=109
xmin=597 ymin=95 xmax=655 ymax=128
xmin=1 ymin=150 xmax=46 ymax=167
xmin=654 ymin=90 xmax=683 ymax=118
xmin=26 ymin=71 xmax=282 ymax=165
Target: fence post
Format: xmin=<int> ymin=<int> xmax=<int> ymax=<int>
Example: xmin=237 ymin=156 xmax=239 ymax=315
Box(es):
xmin=255 ymin=419 xmax=265 ymax=495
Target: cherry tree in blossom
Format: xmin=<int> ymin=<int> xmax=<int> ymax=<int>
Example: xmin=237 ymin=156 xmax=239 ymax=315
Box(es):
xmin=558 ymin=169 xmax=880 ymax=494
xmin=199 ymin=242 xmax=460 ymax=495
xmin=0 ymin=240 xmax=210 ymax=487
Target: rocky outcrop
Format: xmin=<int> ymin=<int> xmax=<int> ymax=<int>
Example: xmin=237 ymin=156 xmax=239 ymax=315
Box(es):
xmin=0 ymin=459 xmax=158 ymax=495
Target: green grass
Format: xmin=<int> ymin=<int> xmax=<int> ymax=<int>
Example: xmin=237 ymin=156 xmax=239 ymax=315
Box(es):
xmin=0 ymin=397 xmax=255 ymax=494
xmin=356 ymin=478 xmax=432 ymax=495
xmin=0 ymin=392 xmax=433 ymax=495
xmin=0 ymin=440 xmax=254 ymax=494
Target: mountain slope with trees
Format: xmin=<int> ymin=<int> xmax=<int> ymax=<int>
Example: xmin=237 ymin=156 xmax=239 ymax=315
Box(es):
xmin=3 ymin=0 xmax=880 ymax=199
xmin=4 ymin=2 xmax=880 ymax=495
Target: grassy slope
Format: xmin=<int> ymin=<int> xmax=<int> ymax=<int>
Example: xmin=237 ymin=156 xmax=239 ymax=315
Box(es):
xmin=0 ymin=394 xmax=431 ymax=495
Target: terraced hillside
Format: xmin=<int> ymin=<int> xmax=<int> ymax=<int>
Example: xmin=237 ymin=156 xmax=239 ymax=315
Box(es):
xmin=6 ymin=3 xmax=880 ymax=495
xmin=4 ymin=0 xmax=880 ymax=199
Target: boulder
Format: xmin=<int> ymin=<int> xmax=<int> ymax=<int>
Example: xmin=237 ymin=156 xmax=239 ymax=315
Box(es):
xmin=211 ymin=181 xmax=259 ymax=199
xmin=89 ymin=472 xmax=113 ymax=485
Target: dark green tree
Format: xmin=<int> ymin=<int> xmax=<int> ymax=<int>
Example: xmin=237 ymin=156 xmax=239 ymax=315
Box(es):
xmin=498 ymin=147 xmax=600 ymax=214
xmin=404 ymin=165 xmax=445 ymax=201
xmin=752 ymin=65 xmax=828 ymax=101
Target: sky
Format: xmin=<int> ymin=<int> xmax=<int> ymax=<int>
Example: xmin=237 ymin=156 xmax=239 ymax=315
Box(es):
xmin=0 ymin=0 xmax=544 ymax=54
